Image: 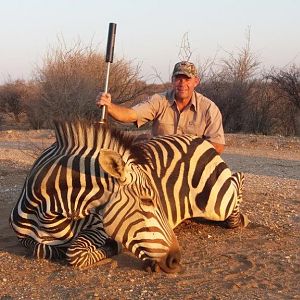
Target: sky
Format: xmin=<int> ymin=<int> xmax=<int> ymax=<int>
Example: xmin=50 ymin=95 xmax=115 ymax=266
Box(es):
xmin=0 ymin=0 xmax=299 ymax=84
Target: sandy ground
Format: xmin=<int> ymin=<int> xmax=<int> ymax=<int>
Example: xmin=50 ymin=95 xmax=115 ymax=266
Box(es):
xmin=0 ymin=130 xmax=299 ymax=300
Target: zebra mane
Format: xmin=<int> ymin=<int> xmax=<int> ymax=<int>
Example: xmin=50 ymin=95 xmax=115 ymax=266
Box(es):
xmin=53 ymin=120 xmax=148 ymax=164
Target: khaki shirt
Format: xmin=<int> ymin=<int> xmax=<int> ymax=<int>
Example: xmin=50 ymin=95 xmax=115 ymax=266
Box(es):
xmin=132 ymin=90 xmax=225 ymax=145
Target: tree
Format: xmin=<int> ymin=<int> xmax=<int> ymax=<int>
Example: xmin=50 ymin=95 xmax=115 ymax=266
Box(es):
xmin=266 ymin=65 xmax=300 ymax=135
xmin=221 ymin=27 xmax=260 ymax=82
xmin=0 ymin=80 xmax=26 ymax=122
xmin=209 ymin=28 xmax=260 ymax=132
xmin=178 ymin=32 xmax=192 ymax=62
xmin=21 ymin=81 xmax=44 ymax=129
xmin=34 ymin=39 xmax=147 ymax=127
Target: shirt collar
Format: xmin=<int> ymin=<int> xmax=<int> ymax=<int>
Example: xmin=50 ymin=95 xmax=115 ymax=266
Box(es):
xmin=167 ymin=90 xmax=197 ymax=111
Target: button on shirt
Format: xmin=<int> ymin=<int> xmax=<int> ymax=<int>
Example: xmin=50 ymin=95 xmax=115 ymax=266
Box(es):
xmin=132 ymin=90 xmax=225 ymax=145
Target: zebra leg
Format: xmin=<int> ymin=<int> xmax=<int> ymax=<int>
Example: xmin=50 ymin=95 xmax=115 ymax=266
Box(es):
xmin=225 ymin=172 xmax=249 ymax=229
xmin=19 ymin=236 xmax=66 ymax=260
xmin=225 ymin=204 xmax=249 ymax=228
xmin=66 ymin=229 xmax=120 ymax=269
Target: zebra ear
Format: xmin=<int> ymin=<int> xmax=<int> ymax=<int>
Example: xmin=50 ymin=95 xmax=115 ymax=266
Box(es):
xmin=99 ymin=149 xmax=126 ymax=180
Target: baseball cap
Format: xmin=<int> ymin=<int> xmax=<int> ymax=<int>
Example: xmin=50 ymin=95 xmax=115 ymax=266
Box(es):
xmin=172 ymin=61 xmax=198 ymax=78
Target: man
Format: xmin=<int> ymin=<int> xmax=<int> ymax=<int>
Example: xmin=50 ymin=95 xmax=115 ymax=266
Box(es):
xmin=96 ymin=61 xmax=225 ymax=154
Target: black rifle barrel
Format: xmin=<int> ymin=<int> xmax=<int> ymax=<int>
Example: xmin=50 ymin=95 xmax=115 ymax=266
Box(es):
xmin=105 ymin=23 xmax=117 ymax=63
xmin=99 ymin=23 xmax=117 ymax=124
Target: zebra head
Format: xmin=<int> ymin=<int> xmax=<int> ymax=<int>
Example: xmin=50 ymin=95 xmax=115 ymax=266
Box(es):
xmin=99 ymin=149 xmax=182 ymax=273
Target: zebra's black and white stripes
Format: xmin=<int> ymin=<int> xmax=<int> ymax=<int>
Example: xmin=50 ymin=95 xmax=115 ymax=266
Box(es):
xmin=136 ymin=134 xmax=248 ymax=230
xmin=10 ymin=121 xmax=181 ymax=272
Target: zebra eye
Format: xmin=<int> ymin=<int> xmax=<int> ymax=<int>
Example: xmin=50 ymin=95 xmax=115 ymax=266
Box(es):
xmin=140 ymin=198 xmax=154 ymax=206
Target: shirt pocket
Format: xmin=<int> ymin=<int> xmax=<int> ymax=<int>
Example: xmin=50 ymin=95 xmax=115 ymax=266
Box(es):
xmin=185 ymin=122 xmax=206 ymax=136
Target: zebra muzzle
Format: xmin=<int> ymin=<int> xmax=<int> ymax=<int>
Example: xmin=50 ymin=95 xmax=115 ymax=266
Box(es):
xmin=143 ymin=248 xmax=182 ymax=273
xmin=162 ymin=249 xmax=182 ymax=273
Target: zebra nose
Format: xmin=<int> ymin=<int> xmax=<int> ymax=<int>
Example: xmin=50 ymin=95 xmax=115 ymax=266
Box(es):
xmin=166 ymin=249 xmax=181 ymax=269
xmin=159 ymin=248 xmax=182 ymax=273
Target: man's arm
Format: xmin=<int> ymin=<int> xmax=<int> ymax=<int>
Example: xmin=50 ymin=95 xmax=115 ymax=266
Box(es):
xmin=203 ymin=101 xmax=225 ymax=154
xmin=96 ymin=92 xmax=137 ymax=123
xmin=106 ymin=102 xmax=137 ymax=123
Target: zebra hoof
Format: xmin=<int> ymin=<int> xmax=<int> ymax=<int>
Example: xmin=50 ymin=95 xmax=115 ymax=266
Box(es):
xmin=226 ymin=213 xmax=250 ymax=229
xmin=240 ymin=213 xmax=250 ymax=227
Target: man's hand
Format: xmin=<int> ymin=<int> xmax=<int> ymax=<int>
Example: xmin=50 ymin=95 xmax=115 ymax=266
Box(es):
xmin=96 ymin=92 xmax=112 ymax=108
xmin=95 ymin=92 xmax=138 ymax=123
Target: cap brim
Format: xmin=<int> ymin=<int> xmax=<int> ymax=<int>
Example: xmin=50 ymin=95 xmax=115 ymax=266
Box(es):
xmin=172 ymin=71 xmax=192 ymax=78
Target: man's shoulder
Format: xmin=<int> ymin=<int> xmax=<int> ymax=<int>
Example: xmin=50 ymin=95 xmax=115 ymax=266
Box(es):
xmin=194 ymin=91 xmax=218 ymax=108
xmin=151 ymin=91 xmax=168 ymax=99
xmin=132 ymin=91 xmax=170 ymax=112
xmin=149 ymin=90 xmax=173 ymax=104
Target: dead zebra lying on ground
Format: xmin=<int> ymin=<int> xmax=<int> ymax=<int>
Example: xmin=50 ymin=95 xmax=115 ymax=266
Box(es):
xmin=10 ymin=121 xmax=248 ymax=272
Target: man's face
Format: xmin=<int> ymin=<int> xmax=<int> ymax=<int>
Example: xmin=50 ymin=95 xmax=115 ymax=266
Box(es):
xmin=172 ymin=74 xmax=200 ymax=101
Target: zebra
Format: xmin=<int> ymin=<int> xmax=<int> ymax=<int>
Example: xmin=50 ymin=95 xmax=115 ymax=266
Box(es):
xmin=10 ymin=121 xmax=181 ymax=273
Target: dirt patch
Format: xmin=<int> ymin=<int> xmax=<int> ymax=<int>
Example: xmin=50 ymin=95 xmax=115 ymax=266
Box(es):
xmin=0 ymin=130 xmax=299 ymax=300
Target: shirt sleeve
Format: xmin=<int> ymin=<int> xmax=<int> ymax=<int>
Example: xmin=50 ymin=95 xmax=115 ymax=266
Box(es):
xmin=203 ymin=103 xmax=225 ymax=145
xmin=131 ymin=94 xmax=162 ymax=128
